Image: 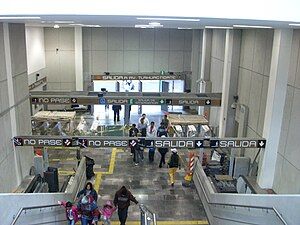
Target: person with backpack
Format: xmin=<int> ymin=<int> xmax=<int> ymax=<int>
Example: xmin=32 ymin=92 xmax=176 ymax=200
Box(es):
xmin=168 ymin=148 xmax=181 ymax=187
xmin=77 ymin=182 xmax=98 ymax=202
xmin=77 ymin=195 xmax=99 ymax=225
xmin=113 ymin=186 xmax=139 ymax=225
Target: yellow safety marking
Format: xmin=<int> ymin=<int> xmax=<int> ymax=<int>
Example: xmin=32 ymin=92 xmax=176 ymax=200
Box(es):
xmin=93 ymin=148 xmax=123 ymax=192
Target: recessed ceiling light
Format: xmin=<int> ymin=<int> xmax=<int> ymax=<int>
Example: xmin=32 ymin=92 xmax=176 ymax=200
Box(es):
xmin=54 ymin=21 xmax=74 ymax=24
xmin=178 ymin=27 xmax=192 ymax=29
xmin=0 ymin=16 xmax=41 ymax=20
xmin=137 ymin=17 xmax=200 ymax=22
xmin=149 ymin=22 xmax=161 ymax=26
xmin=135 ymin=24 xmax=163 ymax=28
xmin=53 ymin=24 xmax=60 ymax=29
xmin=85 ymin=25 xmax=101 ymax=27
xmin=289 ymin=23 xmax=300 ymax=26
xmin=233 ymin=25 xmax=272 ymax=29
xmin=205 ymin=26 xmax=233 ymax=29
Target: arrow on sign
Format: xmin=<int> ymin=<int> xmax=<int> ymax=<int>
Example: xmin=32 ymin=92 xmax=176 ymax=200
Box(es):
xmin=71 ymin=98 xmax=77 ymax=103
xmin=257 ymin=140 xmax=266 ymax=148
xmin=63 ymin=138 xmax=72 ymax=147
xmin=129 ymin=99 xmax=134 ymax=105
xmin=195 ymin=140 xmax=203 ymax=148
xmin=205 ymin=99 xmax=211 ymax=105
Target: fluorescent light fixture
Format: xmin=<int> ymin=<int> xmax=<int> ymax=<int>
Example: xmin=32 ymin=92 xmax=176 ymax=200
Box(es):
xmin=205 ymin=26 xmax=233 ymax=29
xmin=0 ymin=16 xmax=40 ymax=20
xmin=53 ymin=24 xmax=60 ymax=29
xmin=135 ymin=24 xmax=163 ymax=28
xmin=137 ymin=17 xmax=200 ymax=22
xmin=149 ymin=22 xmax=161 ymax=26
xmin=178 ymin=27 xmax=192 ymax=29
xmin=54 ymin=21 xmax=74 ymax=24
xmin=233 ymin=25 xmax=272 ymax=29
xmin=289 ymin=23 xmax=300 ymax=26
xmin=85 ymin=25 xmax=101 ymax=27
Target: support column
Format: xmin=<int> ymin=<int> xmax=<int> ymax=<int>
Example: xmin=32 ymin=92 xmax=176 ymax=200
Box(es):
xmin=198 ymin=29 xmax=212 ymax=118
xmin=75 ymin=27 xmax=83 ymax=91
xmin=219 ymin=29 xmax=241 ymax=137
xmin=3 ymin=23 xmax=22 ymax=184
xmin=258 ymin=29 xmax=293 ymax=188
xmin=191 ymin=29 xmax=202 ymax=94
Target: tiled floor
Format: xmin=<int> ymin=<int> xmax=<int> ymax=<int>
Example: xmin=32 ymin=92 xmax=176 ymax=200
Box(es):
xmin=48 ymin=109 xmax=208 ymax=223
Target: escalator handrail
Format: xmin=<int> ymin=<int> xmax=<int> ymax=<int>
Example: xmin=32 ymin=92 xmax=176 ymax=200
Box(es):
xmin=11 ymin=204 xmax=61 ymax=225
xmin=194 ymin=162 xmax=287 ymax=225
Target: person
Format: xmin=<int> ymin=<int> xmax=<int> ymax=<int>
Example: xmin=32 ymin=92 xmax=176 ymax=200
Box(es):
xmin=99 ymin=200 xmax=116 ymax=225
xmin=132 ymin=137 xmax=144 ymax=166
xmin=161 ymin=114 xmax=170 ymax=129
xmin=129 ymin=124 xmax=139 ymax=156
xmin=157 ymin=122 xmax=168 ymax=137
xmin=77 ymin=182 xmax=98 ymax=202
xmin=138 ymin=113 xmax=149 ymax=126
xmin=168 ymin=148 xmax=181 ymax=187
xmin=58 ymin=201 xmax=79 ymax=225
xmin=114 ymin=186 xmax=139 ymax=225
xmin=112 ymin=105 xmax=122 ymax=122
xmin=77 ymin=195 xmax=99 ymax=225
xmin=138 ymin=117 xmax=147 ymax=137
xmin=146 ymin=121 xmax=157 ymax=163
xmin=158 ymin=135 xmax=168 ymax=168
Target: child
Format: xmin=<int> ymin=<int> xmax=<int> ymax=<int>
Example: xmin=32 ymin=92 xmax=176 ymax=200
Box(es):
xmin=99 ymin=200 xmax=116 ymax=225
xmin=58 ymin=200 xmax=79 ymax=225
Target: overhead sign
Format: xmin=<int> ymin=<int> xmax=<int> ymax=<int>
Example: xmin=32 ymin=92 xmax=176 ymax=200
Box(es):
xmin=91 ymin=74 xmax=183 ymax=81
xmin=13 ymin=136 xmax=266 ymax=149
xmin=31 ymin=97 xmax=72 ymax=105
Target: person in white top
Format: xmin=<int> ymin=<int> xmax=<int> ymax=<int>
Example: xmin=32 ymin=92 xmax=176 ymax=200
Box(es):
xmin=139 ymin=113 xmax=149 ymax=126
xmin=147 ymin=121 xmax=157 ymax=163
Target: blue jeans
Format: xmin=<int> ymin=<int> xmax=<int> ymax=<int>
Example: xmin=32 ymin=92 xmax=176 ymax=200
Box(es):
xmin=68 ymin=220 xmax=75 ymax=225
xmin=81 ymin=217 xmax=97 ymax=225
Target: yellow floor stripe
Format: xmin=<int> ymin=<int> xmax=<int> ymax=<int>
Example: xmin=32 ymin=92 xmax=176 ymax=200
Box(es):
xmin=94 ymin=148 xmax=123 ymax=191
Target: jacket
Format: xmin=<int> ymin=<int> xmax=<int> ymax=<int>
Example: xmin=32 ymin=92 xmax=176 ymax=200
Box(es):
xmin=100 ymin=205 xmax=116 ymax=219
xmin=60 ymin=201 xmax=79 ymax=223
xmin=114 ymin=186 xmax=138 ymax=210
xmin=77 ymin=196 xmax=99 ymax=221
xmin=77 ymin=188 xmax=98 ymax=202
xmin=129 ymin=127 xmax=139 ymax=137
xmin=168 ymin=153 xmax=181 ymax=168
xmin=112 ymin=105 xmax=121 ymax=112
xmin=157 ymin=126 xmax=168 ymax=137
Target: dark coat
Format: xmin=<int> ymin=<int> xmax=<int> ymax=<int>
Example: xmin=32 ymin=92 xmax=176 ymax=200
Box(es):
xmin=77 ymin=188 xmax=98 ymax=202
xmin=112 ymin=105 xmax=122 ymax=112
xmin=114 ymin=186 xmax=138 ymax=210
xmin=168 ymin=153 xmax=181 ymax=168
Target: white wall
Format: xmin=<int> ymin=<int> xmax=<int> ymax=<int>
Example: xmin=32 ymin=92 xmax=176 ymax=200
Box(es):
xmin=25 ymin=27 xmax=46 ymax=77
xmin=82 ymin=27 xmax=192 ymax=89
xmin=273 ymin=30 xmax=300 ymax=194
xmin=44 ymin=27 xmax=75 ymax=91
xmin=209 ymin=29 xmax=226 ymax=127
xmin=237 ymin=29 xmax=273 ymax=161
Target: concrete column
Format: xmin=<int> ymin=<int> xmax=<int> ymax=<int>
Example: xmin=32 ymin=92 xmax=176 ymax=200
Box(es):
xmin=3 ymin=23 xmax=22 ymax=184
xmin=75 ymin=27 xmax=83 ymax=91
xmin=258 ymin=29 xmax=293 ymax=189
xmin=191 ymin=29 xmax=202 ymax=93
xmin=198 ymin=29 xmax=212 ymax=117
xmin=219 ymin=29 xmax=241 ymax=137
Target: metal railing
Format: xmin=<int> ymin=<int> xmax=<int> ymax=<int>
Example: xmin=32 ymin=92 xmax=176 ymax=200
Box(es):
xmin=11 ymin=204 xmax=64 ymax=225
xmin=193 ymin=161 xmax=289 ymax=225
xmin=139 ymin=204 xmax=157 ymax=225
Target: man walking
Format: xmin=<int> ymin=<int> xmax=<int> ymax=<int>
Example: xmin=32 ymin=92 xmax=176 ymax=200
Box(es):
xmin=112 ymin=105 xmax=122 ymax=122
xmin=168 ymin=148 xmax=181 ymax=187
xmin=114 ymin=186 xmax=139 ymax=225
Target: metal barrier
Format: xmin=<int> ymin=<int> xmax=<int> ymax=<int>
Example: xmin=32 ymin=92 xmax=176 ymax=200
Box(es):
xmin=139 ymin=204 xmax=157 ymax=225
xmin=193 ymin=160 xmax=299 ymax=225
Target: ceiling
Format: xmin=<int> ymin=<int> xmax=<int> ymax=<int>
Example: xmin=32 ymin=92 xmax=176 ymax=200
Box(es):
xmin=0 ymin=0 xmax=300 ymax=29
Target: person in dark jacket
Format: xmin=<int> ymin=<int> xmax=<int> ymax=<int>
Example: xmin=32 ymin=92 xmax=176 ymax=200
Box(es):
xmin=77 ymin=182 xmax=98 ymax=202
xmin=129 ymin=124 xmax=139 ymax=156
xmin=112 ymin=105 xmax=122 ymax=122
xmin=157 ymin=122 xmax=168 ymax=137
xmin=158 ymin=135 xmax=168 ymax=168
xmin=77 ymin=195 xmax=99 ymax=225
xmin=113 ymin=186 xmax=138 ymax=225
xmin=168 ymin=148 xmax=181 ymax=187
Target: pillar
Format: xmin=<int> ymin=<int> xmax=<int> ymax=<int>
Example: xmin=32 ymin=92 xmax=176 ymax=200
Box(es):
xmin=219 ymin=29 xmax=241 ymax=137
xmin=75 ymin=27 xmax=83 ymax=91
xmin=258 ymin=29 xmax=293 ymax=188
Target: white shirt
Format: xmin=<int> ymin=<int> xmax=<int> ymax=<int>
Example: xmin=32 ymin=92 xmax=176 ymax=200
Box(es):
xmin=139 ymin=117 xmax=149 ymax=126
xmin=147 ymin=125 xmax=157 ymax=138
